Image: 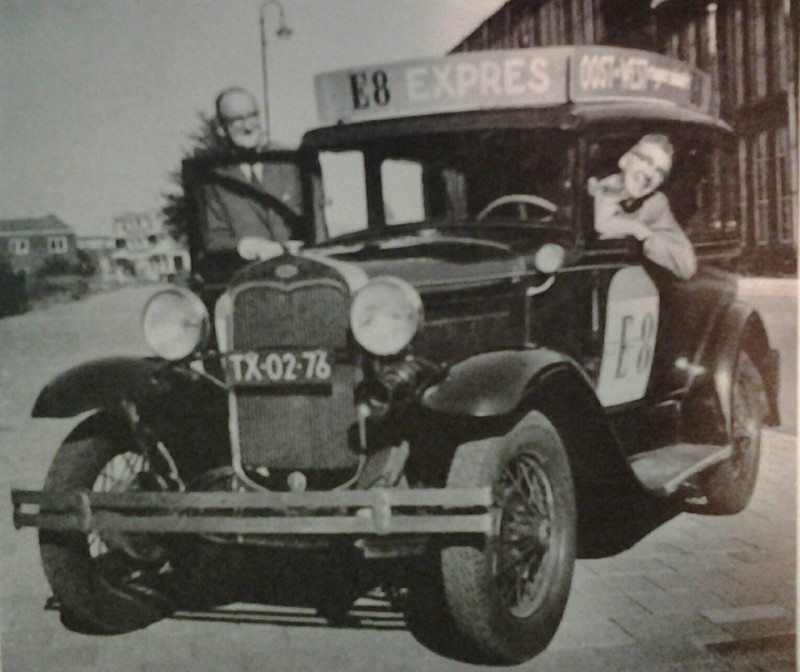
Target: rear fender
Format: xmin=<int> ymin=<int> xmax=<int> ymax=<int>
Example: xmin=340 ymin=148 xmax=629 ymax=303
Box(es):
xmin=685 ymin=301 xmax=780 ymax=443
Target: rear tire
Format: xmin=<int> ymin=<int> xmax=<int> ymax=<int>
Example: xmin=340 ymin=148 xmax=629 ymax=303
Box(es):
xmin=39 ymin=416 xmax=173 ymax=634
xmin=704 ymin=351 xmax=766 ymax=514
xmin=407 ymin=411 xmax=576 ymax=664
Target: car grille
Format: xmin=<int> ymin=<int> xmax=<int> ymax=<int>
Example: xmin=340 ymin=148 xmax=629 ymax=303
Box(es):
xmin=229 ymin=280 xmax=357 ymax=470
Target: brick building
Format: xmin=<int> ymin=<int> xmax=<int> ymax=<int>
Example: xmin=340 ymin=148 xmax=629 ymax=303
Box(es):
xmin=0 ymin=215 xmax=80 ymax=276
xmin=453 ymin=0 xmax=798 ymax=274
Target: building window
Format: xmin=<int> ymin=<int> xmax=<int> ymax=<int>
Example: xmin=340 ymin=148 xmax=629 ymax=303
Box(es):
xmin=733 ymin=2 xmax=747 ymax=106
xmin=752 ymin=131 xmax=771 ymax=244
xmin=772 ymin=0 xmax=790 ymax=92
xmin=697 ymin=10 xmax=712 ymax=71
xmin=536 ymin=3 xmax=550 ymax=45
xmin=48 ymin=236 xmax=68 ymax=254
xmin=775 ymin=126 xmax=794 ymax=243
xmin=721 ymin=140 xmax=740 ymax=236
xmin=582 ymin=0 xmax=595 ymax=43
xmin=510 ymin=3 xmax=535 ymax=47
xmin=664 ymin=32 xmax=679 ymax=59
xmin=749 ymin=0 xmax=768 ymax=99
xmin=739 ymin=138 xmax=750 ymax=242
xmin=554 ymin=0 xmax=566 ymax=42
xmin=536 ymin=0 xmax=564 ymax=45
xmin=683 ymin=20 xmax=698 ymax=66
xmin=9 ymin=238 xmax=29 ymax=255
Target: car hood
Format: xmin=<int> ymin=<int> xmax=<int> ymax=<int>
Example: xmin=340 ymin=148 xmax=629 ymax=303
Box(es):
xmin=309 ymin=230 xmax=527 ymax=293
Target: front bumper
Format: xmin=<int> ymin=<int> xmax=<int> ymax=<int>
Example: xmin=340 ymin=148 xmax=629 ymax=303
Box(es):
xmin=12 ymin=487 xmax=494 ymax=537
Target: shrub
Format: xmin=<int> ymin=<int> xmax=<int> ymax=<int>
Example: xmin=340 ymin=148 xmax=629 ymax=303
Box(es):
xmin=35 ymin=255 xmax=73 ymax=277
xmin=0 ymin=258 xmax=28 ymax=316
xmin=35 ymin=251 xmax=97 ymax=278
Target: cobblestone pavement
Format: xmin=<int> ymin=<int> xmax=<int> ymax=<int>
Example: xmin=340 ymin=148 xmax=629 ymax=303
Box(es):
xmin=535 ymin=428 xmax=797 ymax=672
xmin=1 ymin=284 xmax=796 ymax=671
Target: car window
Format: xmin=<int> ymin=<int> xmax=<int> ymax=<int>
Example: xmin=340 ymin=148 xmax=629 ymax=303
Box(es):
xmin=319 ymin=151 xmax=368 ymax=236
xmin=316 ymin=130 xmax=575 ymax=237
xmin=586 ymin=131 xmax=737 ymax=245
xmin=585 ymin=133 xmax=644 ymax=245
xmin=665 ymin=137 xmax=738 ymax=242
xmin=462 ymin=131 xmax=574 ymax=223
xmin=382 ymin=159 xmax=425 ymax=225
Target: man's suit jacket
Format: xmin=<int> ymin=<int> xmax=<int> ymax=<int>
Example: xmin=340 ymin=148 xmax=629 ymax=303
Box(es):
xmin=202 ymin=161 xmax=302 ymax=252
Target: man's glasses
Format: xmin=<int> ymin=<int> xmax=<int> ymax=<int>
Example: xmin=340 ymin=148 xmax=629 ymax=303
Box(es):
xmin=630 ymin=149 xmax=669 ymax=179
xmin=222 ymin=111 xmax=259 ymax=130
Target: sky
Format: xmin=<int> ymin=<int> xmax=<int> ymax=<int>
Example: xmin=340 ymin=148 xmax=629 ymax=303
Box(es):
xmin=0 ymin=0 xmax=506 ymax=236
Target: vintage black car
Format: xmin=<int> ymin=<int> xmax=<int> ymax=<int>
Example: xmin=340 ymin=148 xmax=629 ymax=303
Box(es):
xmin=13 ymin=46 xmax=780 ymax=665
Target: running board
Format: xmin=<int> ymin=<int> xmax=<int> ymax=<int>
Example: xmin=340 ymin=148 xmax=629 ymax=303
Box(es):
xmin=629 ymin=444 xmax=732 ymax=497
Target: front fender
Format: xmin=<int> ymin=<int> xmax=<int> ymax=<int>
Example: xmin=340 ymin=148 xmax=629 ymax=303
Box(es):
xmin=421 ymin=348 xmax=585 ymax=417
xmin=33 ymin=357 xmax=170 ymax=418
xmin=419 ymin=348 xmax=661 ymax=556
xmin=33 ymin=357 xmax=230 ymax=477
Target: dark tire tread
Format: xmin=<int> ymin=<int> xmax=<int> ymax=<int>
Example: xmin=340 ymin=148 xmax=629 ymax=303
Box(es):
xmin=704 ymin=351 xmax=765 ymax=515
xmin=407 ymin=411 xmax=577 ymax=665
xmin=39 ymin=416 xmax=170 ymax=634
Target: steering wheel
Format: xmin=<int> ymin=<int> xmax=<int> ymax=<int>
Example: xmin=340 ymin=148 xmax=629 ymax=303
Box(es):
xmin=477 ymin=194 xmax=558 ymax=221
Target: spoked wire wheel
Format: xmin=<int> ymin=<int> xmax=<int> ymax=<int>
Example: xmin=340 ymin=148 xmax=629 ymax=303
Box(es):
xmin=493 ymin=451 xmax=557 ymax=618
xmin=87 ymin=451 xmax=149 ymax=559
xmin=39 ymin=415 xmax=172 ymax=634
xmin=406 ymin=411 xmax=576 ymax=665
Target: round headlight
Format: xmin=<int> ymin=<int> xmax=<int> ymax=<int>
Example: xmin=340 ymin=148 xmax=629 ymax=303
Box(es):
xmin=350 ymin=276 xmax=423 ymax=356
xmin=142 ymin=288 xmax=209 ymax=360
xmin=533 ymin=243 xmax=565 ymax=274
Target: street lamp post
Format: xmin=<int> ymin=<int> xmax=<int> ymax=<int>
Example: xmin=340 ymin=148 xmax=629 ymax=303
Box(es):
xmin=259 ymin=0 xmax=292 ymax=146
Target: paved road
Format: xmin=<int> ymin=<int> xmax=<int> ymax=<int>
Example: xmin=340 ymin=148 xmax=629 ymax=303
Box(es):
xmin=1 ymin=281 xmax=796 ymax=671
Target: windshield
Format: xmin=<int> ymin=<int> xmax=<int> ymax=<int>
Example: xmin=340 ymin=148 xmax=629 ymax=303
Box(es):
xmin=318 ymin=129 xmax=576 ymax=237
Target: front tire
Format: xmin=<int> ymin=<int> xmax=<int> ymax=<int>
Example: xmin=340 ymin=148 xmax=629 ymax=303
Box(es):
xmin=39 ymin=416 xmax=173 ymax=634
xmin=408 ymin=411 xmax=576 ymax=665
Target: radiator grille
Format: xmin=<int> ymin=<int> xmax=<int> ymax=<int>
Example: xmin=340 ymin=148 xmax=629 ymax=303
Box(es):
xmin=230 ymin=280 xmax=357 ymax=470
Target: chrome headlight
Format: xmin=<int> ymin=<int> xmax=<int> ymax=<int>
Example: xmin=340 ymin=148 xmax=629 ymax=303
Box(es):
xmin=142 ymin=287 xmax=209 ymax=360
xmin=350 ymin=276 xmax=423 ymax=356
xmin=533 ymin=243 xmax=565 ymax=274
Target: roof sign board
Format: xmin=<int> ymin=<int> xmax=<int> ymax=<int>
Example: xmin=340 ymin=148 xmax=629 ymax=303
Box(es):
xmin=569 ymin=46 xmax=714 ymax=112
xmin=315 ymin=48 xmax=570 ymax=125
xmin=314 ymin=46 xmax=715 ymax=125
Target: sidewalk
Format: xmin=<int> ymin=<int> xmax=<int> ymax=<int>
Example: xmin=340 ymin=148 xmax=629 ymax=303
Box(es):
xmin=737 ymin=276 xmax=798 ymax=297
xmin=531 ymin=429 xmax=797 ymax=672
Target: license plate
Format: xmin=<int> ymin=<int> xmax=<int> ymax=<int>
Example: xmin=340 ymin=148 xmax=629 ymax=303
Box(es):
xmin=225 ymin=349 xmax=332 ymax=387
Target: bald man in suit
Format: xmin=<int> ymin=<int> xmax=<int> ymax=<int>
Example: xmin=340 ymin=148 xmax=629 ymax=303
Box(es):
xmin=203 ymin=87 xmax=302 ymax=252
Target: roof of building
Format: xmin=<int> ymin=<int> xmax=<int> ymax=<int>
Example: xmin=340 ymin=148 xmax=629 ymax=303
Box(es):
xmin=0 ymin=215 xmax=75 ymax=238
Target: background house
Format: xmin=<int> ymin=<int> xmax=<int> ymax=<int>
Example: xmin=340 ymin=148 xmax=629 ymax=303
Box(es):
xmin=111 ymin=212 xmax=189 ymax=281
xmin=0 ymin=215 xmax=80 ymax=277
xmin=77 ymin=235 xmax=115 ymax=280
xmin=452 ymin=0 xmax=798 ymax=274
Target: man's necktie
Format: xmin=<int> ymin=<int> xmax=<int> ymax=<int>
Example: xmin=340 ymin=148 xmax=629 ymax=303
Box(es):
xmin=240 ymin=163 xmax=261 ymax=186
